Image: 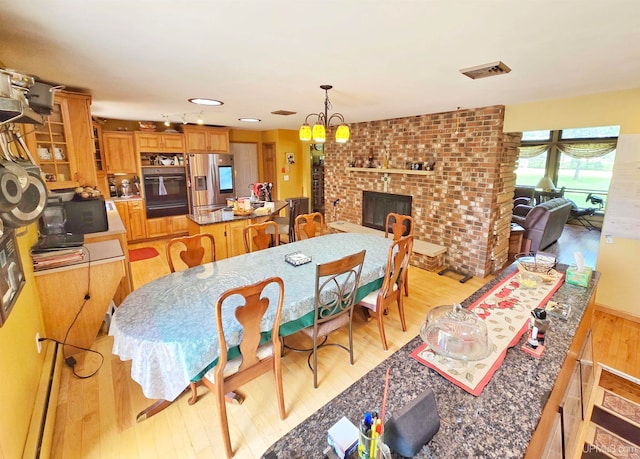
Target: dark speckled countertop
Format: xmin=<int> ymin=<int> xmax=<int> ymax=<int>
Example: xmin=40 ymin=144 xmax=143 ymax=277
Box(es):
xmin=186 ymin=200 xmax=287 ymax=225
xmin=263 ymin=263 xmax=600 ymax=459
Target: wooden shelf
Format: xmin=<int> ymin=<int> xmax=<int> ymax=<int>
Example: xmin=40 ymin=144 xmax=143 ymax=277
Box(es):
xmin=345 ymin=167 xmax=435 ymax=176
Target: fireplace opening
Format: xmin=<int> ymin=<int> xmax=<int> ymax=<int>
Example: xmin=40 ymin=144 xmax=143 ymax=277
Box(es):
xmin=362 ymin=191 xmax=412 ymax=232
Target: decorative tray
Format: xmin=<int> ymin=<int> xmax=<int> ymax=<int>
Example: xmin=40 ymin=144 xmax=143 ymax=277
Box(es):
xmin=285 ymin=251 xmax=312 ymax=267
xmin=233 ymin=209 xmax=254 ymax=216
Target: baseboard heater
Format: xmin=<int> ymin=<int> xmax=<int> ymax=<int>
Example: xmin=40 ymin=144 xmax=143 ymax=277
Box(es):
xmin=23 ymin=341 xmax=62 ymax=458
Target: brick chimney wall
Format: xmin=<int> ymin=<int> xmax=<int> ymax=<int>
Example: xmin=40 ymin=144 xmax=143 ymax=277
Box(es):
xmin=323 ymin=105 xmax=521 ymax=278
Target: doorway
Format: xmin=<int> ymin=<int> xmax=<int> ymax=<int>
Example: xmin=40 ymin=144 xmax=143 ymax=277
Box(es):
xmin=262 ymin=143 xmax=277 ymax=199
xmin=230 ymin=143 xmax=258 ymax=198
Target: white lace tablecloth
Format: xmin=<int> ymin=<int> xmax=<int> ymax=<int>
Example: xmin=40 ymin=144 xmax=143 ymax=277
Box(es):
xmin=110 ymin=233 xmax=392 ymax=401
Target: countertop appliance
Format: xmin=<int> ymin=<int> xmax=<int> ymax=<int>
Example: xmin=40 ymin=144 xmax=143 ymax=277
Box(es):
xmin=141 ymin=166 xmax=189 ymax=218
xmin=120 ymin=179 xmax=131 ymax=197
xmin=187 ymin=153 xmax=235 ymax=212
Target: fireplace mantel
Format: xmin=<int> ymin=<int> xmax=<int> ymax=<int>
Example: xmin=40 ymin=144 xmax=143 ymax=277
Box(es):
xmin=345 ymin=167 xmax=435 ymax=176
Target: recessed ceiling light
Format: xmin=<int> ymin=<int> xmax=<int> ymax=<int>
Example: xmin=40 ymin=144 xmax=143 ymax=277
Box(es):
xmin=239 ymin=118 xmax=261 ymax=122
xmin=188 ymin=98 xmax=223 ymax=106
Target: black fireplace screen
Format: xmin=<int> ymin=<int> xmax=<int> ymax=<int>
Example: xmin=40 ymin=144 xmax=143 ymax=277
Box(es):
xmin=362 ymin=191 xmax=412 ymax=232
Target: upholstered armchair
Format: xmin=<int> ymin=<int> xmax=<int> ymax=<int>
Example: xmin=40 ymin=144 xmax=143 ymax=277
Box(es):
xmin=512 ymin=197 xmax=572 ymax=252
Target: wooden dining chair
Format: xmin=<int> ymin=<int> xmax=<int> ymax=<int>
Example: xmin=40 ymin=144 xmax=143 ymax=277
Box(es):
xmin=272 ymin=197 xmax=309 ymax=243
xmin=165 ymin=233 xmax=216 ymax=273
xmin=298 ymin=250 xmax=365 ymax=388
xmin=385 ymin=212 xmax=414 ymax=296
xmin=164 ymin=233 xmax=216 ymax=404
xmin=243 ymin=221 xmax=279 ymax=253
xmin=358 ymin=235 xmax=413 ymax=350
xmin=201 ymin=277 xmax=286 ymax=458
xmin=294 ymin=212 xmax=326 ymax=241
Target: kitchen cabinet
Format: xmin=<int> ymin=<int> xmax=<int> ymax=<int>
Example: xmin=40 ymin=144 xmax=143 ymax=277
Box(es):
xmin=25 ymin=90 xmax=98 ymax=190
xmin=146 ymin=217 xmax=169 ymax=238
xmin=182 ymin=125 xmax=230 ymax=153
xmin=115 ymin=199 xmax=146 ymax=241
xmin=103 ymin=131 xmax=137 ymax=174
xmin=134 ymin=132 xmax=185 ymax=153
xmin=93 ymin=121 xmax=105 ymax=176
xmin=146 ymin=215 xmax=189 ymax=239
xmin=187 ymin=218 xmax=247 ymax=260
xmin=33 ymin=240 xmax=125 ymax=356
xmin=526 ymin=297 xmax=595 ymax=457
xmin=170 ymin=215 xmax=189 ymax=234
xmin=92 ymin=121 xmax=109 ymax=197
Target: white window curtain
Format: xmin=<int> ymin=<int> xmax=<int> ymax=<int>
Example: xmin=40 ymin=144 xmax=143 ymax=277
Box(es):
xmin=517 ymin=145 xmax=548 ymax=158
xmin=556 ymin=142 xmax=617 ymax=159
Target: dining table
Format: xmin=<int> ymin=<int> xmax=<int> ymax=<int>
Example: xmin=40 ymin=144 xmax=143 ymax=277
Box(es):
xmin=109 ymin=232 xmax=393 ymax=408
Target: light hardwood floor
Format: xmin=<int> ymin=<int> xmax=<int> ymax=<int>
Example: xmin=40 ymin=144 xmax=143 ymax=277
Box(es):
xmin=50 ymin=232 xmax=639 ymax=459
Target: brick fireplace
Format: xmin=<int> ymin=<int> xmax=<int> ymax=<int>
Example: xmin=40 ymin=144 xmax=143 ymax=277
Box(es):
xmin=322 ymin=105 xmax=521 ymax=278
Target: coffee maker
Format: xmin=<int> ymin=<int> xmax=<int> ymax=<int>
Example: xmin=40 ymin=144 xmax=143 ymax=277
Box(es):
xmin=108 ymin=175 xmax=118 ymax=197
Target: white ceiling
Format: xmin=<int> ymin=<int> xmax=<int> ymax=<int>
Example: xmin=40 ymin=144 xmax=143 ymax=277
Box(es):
xmin=2 ymin=0 xmax=640 ymax=132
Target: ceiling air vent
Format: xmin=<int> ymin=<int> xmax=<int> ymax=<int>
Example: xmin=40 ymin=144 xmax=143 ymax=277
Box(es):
xmin=460 ymin=61 xmax=511 ymax=80
xmin=271 ymin=110 xmax=297 ymax=116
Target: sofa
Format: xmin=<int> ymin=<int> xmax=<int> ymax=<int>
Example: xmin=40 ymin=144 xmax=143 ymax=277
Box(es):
xmin=512 ymin=198 xmax=572 ymax=252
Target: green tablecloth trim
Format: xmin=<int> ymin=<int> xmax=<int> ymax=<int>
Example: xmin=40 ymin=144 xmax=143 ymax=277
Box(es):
xmin=192 ymin=277 xmax=383 ymax=382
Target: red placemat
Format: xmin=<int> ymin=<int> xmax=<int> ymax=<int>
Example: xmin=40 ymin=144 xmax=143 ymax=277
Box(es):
xmin=411 ymin=269 xmax=564 ymax=396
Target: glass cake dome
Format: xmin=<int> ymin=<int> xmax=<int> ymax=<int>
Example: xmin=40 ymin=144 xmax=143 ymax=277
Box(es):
xmin=419 ymin=304 xmax=491 ymax=361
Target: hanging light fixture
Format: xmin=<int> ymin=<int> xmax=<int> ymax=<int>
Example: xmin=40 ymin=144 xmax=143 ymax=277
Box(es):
xmin=299 ymin=84 xmax=349 ymax=144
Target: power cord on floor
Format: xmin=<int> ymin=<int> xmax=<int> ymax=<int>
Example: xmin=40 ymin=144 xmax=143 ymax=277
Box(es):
xmin=38 ymin=336 xmax=104 ymax=379
xmin=37 ymin=246 xmax=104 ymax=379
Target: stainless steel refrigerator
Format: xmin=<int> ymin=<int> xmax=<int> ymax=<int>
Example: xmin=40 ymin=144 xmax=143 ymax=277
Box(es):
xmin=187 ymin=153 xmax=235 ymax=211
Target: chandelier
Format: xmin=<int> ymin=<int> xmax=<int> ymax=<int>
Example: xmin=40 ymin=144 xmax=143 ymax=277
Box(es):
xmin=299 ymin=84 xmax=350 ymax=144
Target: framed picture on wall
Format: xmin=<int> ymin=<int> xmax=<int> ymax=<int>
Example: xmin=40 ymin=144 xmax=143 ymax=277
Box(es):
xmin=0 ymin=229 xmax=26 ymax=327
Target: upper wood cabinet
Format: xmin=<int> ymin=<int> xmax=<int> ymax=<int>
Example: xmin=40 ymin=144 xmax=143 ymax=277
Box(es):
xmin=92 ymin=121 xmax=106 ymax=176
xmin=182 ymin=125 xmax=229 ymax=153
xmin=25 ymin=91 xmax=98 ymax=189
xmin=103 ymin=131 xmax=137 ymax=174
xmin=134 ymin=132 xmax=185 ymax=153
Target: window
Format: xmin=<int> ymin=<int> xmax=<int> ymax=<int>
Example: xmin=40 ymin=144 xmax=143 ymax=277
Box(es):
xmin=516 ymin=126 xmax=619 ymax=210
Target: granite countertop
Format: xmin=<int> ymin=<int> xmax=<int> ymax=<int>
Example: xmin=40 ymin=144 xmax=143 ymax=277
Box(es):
xmin=187 ymin=200 xmax=287 ymax=226
xmin=263 ymin=263 xmax=600 ymax=458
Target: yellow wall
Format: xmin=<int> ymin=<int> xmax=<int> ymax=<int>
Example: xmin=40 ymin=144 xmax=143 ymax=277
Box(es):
xmin=261 ymin=129 xmax=306 ymax=201
xmin=0 ymin=225 xmax=47 ymax=458
xmin=504 ymin=88 xmax=640 ymax=318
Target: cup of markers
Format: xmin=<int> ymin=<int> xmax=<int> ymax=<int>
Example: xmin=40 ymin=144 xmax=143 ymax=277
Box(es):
xmin=358 ymin=410 xmax=384 ymax=459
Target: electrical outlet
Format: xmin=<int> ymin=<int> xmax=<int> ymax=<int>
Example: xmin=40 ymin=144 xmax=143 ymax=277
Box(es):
xmin=35 ymin=332 xmax=42 ymax=354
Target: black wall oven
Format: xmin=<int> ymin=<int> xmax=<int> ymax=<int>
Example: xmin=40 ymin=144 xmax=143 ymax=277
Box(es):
xmin=142 ymin=167 xmax=189 ymax=218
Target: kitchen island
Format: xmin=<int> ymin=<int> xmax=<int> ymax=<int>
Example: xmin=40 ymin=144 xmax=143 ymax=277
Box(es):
xmin=187 ymin=200 xmax=288 ymax=259
xmin=262 ymin=262 xmax=599 ymax=458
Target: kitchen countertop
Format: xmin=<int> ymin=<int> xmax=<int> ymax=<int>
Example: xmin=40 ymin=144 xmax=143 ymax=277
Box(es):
xmin=262 ymin=262 xmax=600 ymax=458
xmin=110 ymin=195 xmax=143 ymax=202
xmin=187 ymin=200 xmax=287 ymax=225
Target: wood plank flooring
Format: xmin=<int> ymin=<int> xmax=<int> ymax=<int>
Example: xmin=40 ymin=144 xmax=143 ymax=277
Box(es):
xmin=49 ymin=227 xmax=638 ymax=459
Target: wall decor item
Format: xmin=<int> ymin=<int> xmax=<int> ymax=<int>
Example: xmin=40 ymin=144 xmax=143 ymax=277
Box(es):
xmin=0 ymin=229 xmax=25 ymax=326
